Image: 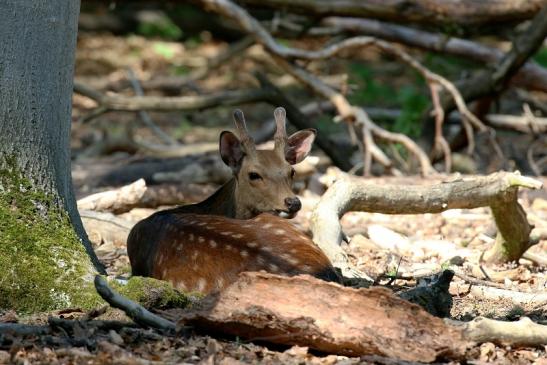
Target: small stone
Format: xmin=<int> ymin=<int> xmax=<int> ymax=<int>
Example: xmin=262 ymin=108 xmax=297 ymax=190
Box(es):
xmin=108 ymin=329 xmax=124 ymax=345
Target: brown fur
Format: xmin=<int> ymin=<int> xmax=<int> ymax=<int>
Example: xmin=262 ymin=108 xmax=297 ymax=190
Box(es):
xmin=150 ymin=213 xmax=339 ymax=294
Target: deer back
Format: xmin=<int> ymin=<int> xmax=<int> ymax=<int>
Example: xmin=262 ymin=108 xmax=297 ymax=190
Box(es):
xmin=129 ymin=213 xmax=339 ymax=294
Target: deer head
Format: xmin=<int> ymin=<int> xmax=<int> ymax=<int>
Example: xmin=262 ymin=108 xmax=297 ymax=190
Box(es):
xmin=219 ymin=107 xmax=316 ymax=219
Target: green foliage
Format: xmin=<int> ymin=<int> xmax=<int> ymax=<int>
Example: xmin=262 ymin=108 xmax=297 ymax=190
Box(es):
xmin=348 ymin=63 xmax=428 ymax=138
xmin=533 ymin=47 xmax=547 ymax=68
xmin=393 ymin=86 xmax=428 ymax=137
xmin=137 ymin=14 xmax=182 ymax=41
xmin=153 ymin=42 xmax=177 ymax=60
xmin=0 ymin=159 xmax=101 ymax=313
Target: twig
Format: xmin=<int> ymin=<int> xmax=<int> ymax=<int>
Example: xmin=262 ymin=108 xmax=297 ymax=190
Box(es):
xmin=79 ymin=210 xmax=134 ymax=231
xmin=429 ymin=83 xmax=452 ymax=172
xmin=274 ymin=56 xmax=429 ymax=175
xmin=126 ymin=68 xmax=178 ymax=146
xmin=527 ymin=137 xmax=546 ymax=176
xmin=94 ymin=275 xmax=176 ymax=331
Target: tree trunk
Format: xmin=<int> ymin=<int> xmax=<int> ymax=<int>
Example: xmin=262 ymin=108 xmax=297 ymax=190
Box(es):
xmin=0 ymin=1 xmax=105 ymax=313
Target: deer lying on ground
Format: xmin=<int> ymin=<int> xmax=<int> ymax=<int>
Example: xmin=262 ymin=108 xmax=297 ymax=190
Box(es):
xmin=127 ymin=107 xmax=339 ymax=294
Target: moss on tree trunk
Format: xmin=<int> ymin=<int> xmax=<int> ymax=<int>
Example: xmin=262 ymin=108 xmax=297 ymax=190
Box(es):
xmin=0 ymin=163 xmax=102 ymax=313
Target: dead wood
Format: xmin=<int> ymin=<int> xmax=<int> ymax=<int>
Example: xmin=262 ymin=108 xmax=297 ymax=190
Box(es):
xmin=323 ymin=17 xmax=547 ymax=93
xmin=77 ymin=179 xmax=147 ymax=214
xmin=236 ymin=0 xmax=545 ymax=26
xmin=310 ymin=171 xmax=543 ymax=270
xmin=457 ymin=317 xmax=547 ymax=347
xmin=94 ymin=276 xmax=176 ymax=332
xmin=431 ymin=5 xmax=547 ymax=128
xmin=179 ymin=272 xmax=469 ymax=362
xmin=469 ymin=286 xmax=547 ymax=306
xmin=74 ymin=82 xmax=273 ymax=112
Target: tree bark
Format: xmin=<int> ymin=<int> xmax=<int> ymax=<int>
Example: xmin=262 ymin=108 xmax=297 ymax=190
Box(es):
xmin=0 ymin=1 xmax=105 ymax=312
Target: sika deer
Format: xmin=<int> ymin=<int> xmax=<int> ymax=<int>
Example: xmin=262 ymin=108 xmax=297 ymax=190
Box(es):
xmin=127 ymin=108 xmax=339 ymax=293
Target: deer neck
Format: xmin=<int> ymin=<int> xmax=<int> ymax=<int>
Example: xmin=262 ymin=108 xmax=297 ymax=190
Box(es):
xmin=179 ymin=177 xmax=252 ymax=219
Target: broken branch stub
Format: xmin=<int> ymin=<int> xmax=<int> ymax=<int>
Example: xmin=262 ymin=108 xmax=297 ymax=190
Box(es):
xmin=310 ymin=171 xmax=542 ymax=267
xmin=179 ymin=272 xmax=469 ymax=362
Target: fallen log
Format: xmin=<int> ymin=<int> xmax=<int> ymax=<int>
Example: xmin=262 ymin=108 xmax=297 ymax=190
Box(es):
xmin=77 ymin=179 xmax=147 ymax=214
xmin=179 ymin=272 xmax=469 ymax=362
xmin=310 ymin=171 xmax=543 ymax=274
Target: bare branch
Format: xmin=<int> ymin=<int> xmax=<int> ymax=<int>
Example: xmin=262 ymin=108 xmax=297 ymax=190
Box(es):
xmin=237 ymin=0 xmax=546 ymax=26
xmin=74 ymin=82 xmax=273 ymax=112
xmin=323 ymin=17 xmax=547 ymax=93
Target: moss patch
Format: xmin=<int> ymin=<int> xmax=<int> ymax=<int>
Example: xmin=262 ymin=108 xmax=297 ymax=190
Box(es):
xmin=112 ymin=276 xmax=200 ymax=309
xmin=0 ymin=161 xmax=102 ymax=313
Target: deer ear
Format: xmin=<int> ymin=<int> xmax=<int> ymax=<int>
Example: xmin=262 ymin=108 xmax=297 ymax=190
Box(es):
xmin=220 ymin=131 xmax=244 ymax=171
xmin=285 ymin=129 xmax=316 ymax=165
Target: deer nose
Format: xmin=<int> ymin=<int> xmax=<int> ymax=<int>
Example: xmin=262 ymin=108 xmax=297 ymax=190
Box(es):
xmin=284 ymin=197 xmax=302 ymax=213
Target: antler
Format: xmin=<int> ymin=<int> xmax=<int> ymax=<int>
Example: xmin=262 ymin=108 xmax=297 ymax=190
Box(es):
xmin=233 ymin=109 xmax=256 ymax=156
xmin=273 ymin=107 xmax=288 ymax=157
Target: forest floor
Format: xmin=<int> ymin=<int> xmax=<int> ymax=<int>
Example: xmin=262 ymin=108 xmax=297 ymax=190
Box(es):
xmin=2 ymin=30 xmax=546 ymax=364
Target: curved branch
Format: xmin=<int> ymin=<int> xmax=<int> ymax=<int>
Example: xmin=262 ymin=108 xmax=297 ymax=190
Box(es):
xmin=310 ymin=171 xmax=542 ymax=266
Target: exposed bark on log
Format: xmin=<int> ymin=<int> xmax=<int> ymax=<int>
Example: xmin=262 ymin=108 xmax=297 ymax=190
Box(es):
xmin=310 ymin=172 xmax=542 ymax=270
xmin=236 ymin=0 xmax=545 ymax=26
xmin=77 ymin=179 xmax=147 ymax=214
xmin=179 ymin=272 xmax=469 ymax=362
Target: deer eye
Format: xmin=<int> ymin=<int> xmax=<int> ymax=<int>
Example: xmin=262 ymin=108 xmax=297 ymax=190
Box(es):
xmin=290 ymin=169 xmax=295 ymax=178
xmin=248 ymin=172 xmax=262 ymax=181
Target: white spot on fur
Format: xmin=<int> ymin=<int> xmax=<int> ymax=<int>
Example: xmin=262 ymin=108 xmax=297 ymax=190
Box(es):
xmin=209 ymin=239 xmax=217 ymax=248
xmin=302 ymin=264 xmax=313 ymax=273
xmin=197 ymin=222 xmax=207 ymax=226
xmin=240 ymin=250 xmax=249 ymax=257
xmin=220 ymin=231 xmax=233 ymax=236
xmin=198 ymin=236 xmax=205 ymax=243
xmin=283 ymin=238 xmax=292 ymax=244
xmin=261 ymin=246 xmax=273 ymax=253
xmin=242 ymin=224 xmax=253 ymax=228
xmin=268 ymin=263 xmax=280 ymax=272
xmin=232 ymin=233 xmax=244 ymax=239
xmin=290 ymin=248 xmax=298 ymax=254
xmin=282 ymin=254 xmax=299 ymax=266
xmin=216 ymin=277 xmax=225 ymax=289
xmin=256 ymin=256 xmax=265 ymax=265
xmin=189 ymin=233 xmax=195 ymax=241
xmin=196 ymin=278 xmax=207 ymax=292
xmin=225 ymin=244 xmax=234 ymax=251
xmin=246 ymin=242 xmax=258 ymax=248
xmin=192 ymin=251 xmax=199 ymax=260
xmin=263 ymin=223 xmax=273 ymax=229
xmin=176 ymin=243 xmax=183 ymax=252
xmin=274 ymin=229 xmax=286 ymax=235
